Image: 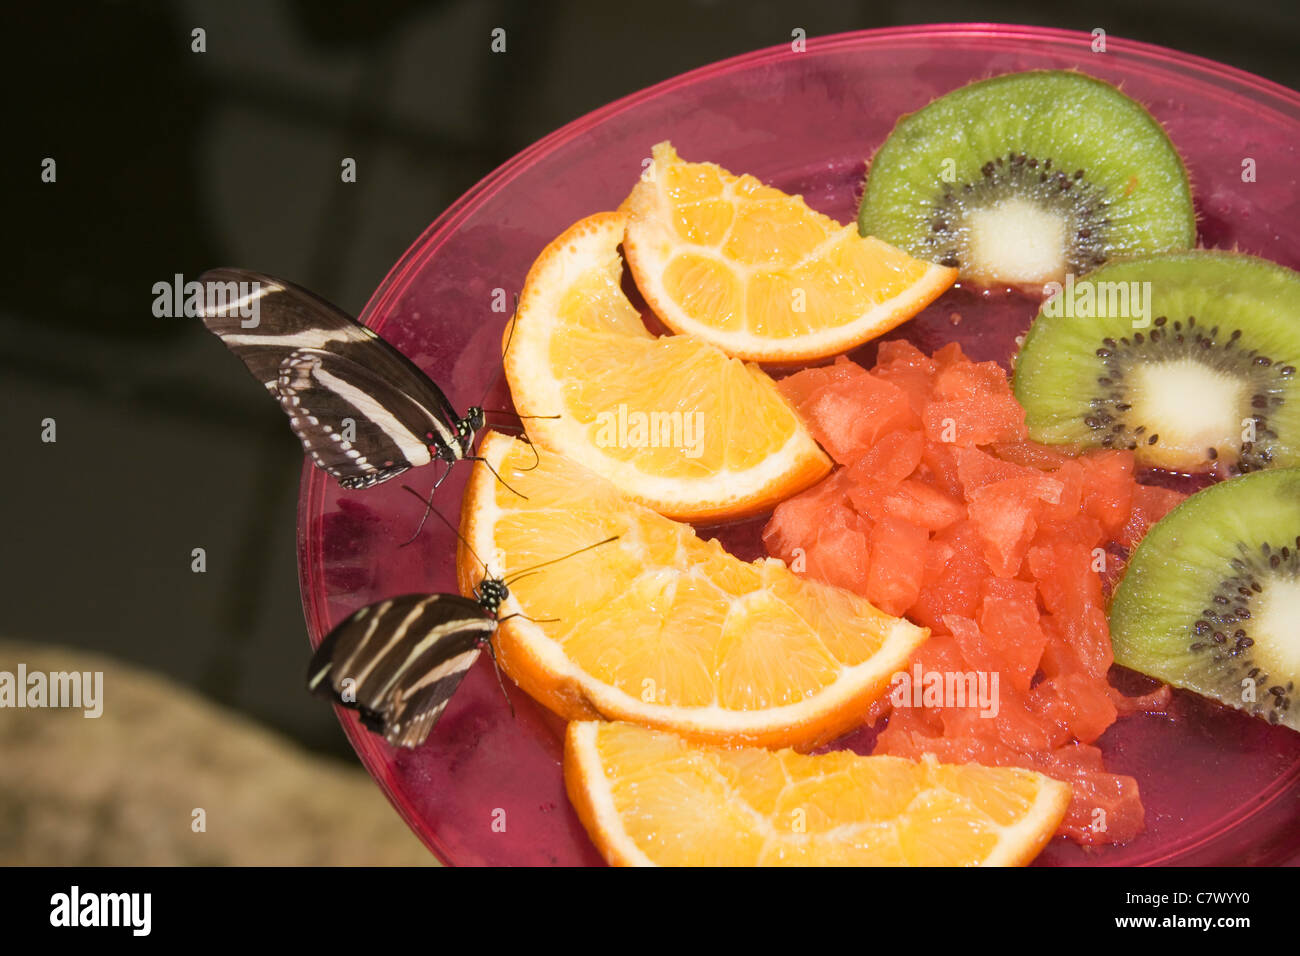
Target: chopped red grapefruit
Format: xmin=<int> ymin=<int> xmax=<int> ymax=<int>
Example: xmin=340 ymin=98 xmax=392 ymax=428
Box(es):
xmin=765 ymin=340 xmax=1185 ymax=846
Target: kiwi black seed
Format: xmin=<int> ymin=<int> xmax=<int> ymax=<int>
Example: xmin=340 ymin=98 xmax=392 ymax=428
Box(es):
xmin=1110 ymin=468 xmax=1300 ymax=732
xmin=1013 ymin=251 xmax=1300 ymax=475
xmin=858 ymin=70 xmax=1195 ymax=289
xmin=925 ymin=151 xmax=1113 ymax=275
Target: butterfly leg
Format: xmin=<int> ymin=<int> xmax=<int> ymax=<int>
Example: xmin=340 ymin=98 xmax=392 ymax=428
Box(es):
xmin=464 ymin=454 xmax=528 ymax=500
xmin=483 ymin=427 xmax=542 ymax=474
xmin=481 ymin=636 xmax=516 ymax=719
xmin=399 ymin=460 xmax=454 ymax=547
xmin=515 ymin=432 xmax=541 ymax=472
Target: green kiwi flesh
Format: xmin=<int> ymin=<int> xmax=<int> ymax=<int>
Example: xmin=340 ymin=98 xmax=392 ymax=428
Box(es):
xmin=858 ymin=70 xmax=1195 ymax=288
xmin=1109 ymin=468 xmax=1300 ymax=731
xmin=1012 ymin=251 xmax=1300 ymax=475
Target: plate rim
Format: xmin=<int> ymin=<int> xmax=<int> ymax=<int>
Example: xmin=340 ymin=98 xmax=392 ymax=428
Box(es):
xmin=296 ymin=22 xmax=1300 ymax=867
xmin=352 ymin=22 xmax=1300 ymax=341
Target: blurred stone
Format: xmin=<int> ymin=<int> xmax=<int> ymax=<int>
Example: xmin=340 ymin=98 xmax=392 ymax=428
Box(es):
xmin=0 ymin=640 xmax=435 ymax=865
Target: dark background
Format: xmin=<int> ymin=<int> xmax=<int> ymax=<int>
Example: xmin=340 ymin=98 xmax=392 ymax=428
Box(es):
xmin=2 ymin=0 xmax=1296 ymax=761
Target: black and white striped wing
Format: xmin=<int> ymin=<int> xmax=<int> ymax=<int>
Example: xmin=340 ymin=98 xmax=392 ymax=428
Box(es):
xmin=276 ymin=349 xmax=443 ymax=489
xmin=197 ymin=268 xmax=468 ymax=487
xmin=307 ymin=593 xmax=495 ymax=748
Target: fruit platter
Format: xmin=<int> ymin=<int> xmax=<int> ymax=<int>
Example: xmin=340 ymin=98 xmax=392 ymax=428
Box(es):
xmin=280 ymin=26 xmax=1300 ymax=865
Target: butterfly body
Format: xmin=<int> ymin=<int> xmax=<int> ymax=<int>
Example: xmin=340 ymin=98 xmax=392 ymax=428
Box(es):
xmin=306 ymin=532 xmax=617 ymax=749
xmin=306 ymin=585 xmax=505 ymax=749
xmin=198 ymin=268 xmax=484 ymax=490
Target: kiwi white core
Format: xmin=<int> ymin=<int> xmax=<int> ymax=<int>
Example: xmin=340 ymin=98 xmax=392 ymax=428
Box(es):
xmin=1254 ymin=576 xmax=1300 ymax=681
xmin=966 ymin=199 xmax=1066 ymax=285
xmin=1128 ymin=359 xmax=1247 ymax=462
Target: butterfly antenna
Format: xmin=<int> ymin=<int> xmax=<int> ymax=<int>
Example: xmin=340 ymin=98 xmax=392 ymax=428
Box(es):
xmin=503 ymin=535 xmax=619 ymax=587
xmin=474 ymin=294 xmax=520 ymax=411
xmin=483 ymin=408 xmax=561 ymax=420
xmin=398 ymin=484 xmax=490 ymax=576
xmin=498 ymin=611 xmax=561 ymax=624
xmin=491 ymin=538 xmax=619 ymax=721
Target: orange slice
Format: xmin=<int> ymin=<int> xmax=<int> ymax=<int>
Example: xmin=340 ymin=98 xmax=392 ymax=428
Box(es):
xmin=505 ymin=211 xmax=829 ymax=522
xmin=623 ymin=142 xmax=958 ymax=362
xmin=565 ymin=720 xmax=1072 ymax=866
xmin=459 ymin=431 xmax=928 ymax=751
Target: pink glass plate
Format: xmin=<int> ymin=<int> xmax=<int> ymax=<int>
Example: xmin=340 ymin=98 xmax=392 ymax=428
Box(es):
xmin=298 ymin=24 xmax=1300 ymax=866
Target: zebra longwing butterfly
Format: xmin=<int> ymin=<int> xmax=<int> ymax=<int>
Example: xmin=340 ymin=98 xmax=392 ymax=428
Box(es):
xmin=306 ymin=516 xmax=618 ymax=748
xmin=197 ymin=268 xmax=486 ymax=491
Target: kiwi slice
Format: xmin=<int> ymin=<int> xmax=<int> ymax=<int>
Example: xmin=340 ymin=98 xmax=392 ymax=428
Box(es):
xmin=858 ymin=70 xmax=1195 ymax=288
xmin=1013 ymin=251 xmax=1300 ymax=475
xmin=1110 ymin=468 xmax=1300 ymax=730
